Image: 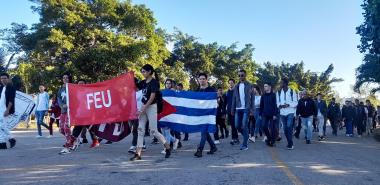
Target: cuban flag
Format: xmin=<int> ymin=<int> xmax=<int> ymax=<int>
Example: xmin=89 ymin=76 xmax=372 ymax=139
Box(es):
xmin=159 ymin=90 xmax=217 ymax=133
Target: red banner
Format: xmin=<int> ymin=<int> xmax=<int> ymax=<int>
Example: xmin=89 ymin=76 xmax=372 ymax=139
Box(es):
xmin=67 ymin=72 xmax=137 ymax=126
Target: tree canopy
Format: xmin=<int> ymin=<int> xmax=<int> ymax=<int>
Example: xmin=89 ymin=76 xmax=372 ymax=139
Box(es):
xmin=355 ymin=0 xmax=380 ymax=93
xmin=0 ymin=0 xmax=343 ymax=99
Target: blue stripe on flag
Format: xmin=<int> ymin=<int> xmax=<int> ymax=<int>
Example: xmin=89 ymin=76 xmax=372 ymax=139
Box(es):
xmin=162 ymin=90 xmax=217 ymax=100
xmin=174 ymin=106 xmax=216 ymax=116
xmin=159 ymin=121 xmax=216 ymax=133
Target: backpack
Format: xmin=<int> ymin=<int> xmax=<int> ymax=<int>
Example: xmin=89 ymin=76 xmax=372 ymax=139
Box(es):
xmin=278 ymin=88 xmax=297 ymax=102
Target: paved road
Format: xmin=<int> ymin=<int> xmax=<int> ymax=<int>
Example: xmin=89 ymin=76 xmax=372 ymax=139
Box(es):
xmin=0 ymin=129 xmax=379 ymax=185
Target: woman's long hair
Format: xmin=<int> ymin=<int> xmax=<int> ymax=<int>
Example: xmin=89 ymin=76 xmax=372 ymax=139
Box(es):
xmin=141 ymin=64 xmax=159 ymax=81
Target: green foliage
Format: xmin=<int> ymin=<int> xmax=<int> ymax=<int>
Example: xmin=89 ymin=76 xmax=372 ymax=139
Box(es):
xmin=355 ymin=0 xmax=380 ymax=93
xmin=256 ymin=62 xmax=343 ymax=101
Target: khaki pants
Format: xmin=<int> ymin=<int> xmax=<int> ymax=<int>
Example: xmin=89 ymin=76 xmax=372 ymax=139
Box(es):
xmin=366 ymin=117 xmax=373 ymax=134
xmin=137 ymin=104 xmax=166 ymax=147
xmin=317 ymin=115 xmax=325 ymax=137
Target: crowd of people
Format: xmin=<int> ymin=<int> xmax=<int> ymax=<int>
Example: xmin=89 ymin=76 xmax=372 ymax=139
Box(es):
xmin=1 ymin=66 xmax=380 ymax=162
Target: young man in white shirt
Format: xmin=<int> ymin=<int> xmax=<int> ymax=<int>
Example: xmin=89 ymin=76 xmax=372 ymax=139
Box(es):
xmin=276 ymin=78 xmax=298 ymax=150
xmin=35 ymin=85 xmax=51 ymax=138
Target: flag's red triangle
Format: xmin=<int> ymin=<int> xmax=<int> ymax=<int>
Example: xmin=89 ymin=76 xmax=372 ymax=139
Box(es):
xmin=158 ymin=100 xmax=176 ymax=120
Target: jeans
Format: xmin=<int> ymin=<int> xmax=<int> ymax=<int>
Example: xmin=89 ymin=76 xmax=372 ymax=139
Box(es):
xmin=301 ymin=116 xmax=313 ymax=141
xmin=163 ymin=127 xmax=176 ymax=143
xmin=228 ymin=114 xmax=238 ymax=140
xmin=262 ymin=116 xmax=276 ymax=143
xmin=137 ymin=104 xmax=166 ymax=148
xmin=317 ymin=115 xmax=325 ymax=137
xmin=198 ymin=131 xmax=215 ymax=151
xmin=235 ymin=109 xmax=249 ymax=147
xmin=346 ymin=119 xmax=354 ymax=135
xmin=35 ymin=110 xmax=50 ymax=136
xmin=281 ymin=114 xmax=294 ymax=147
xmin=254 ymin=109 xmax=263 ymax=136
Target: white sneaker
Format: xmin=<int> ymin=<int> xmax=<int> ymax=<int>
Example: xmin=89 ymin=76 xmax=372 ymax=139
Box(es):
xmin=249 ymin=137 xmax=256 ymax=143
xmin=142 ymin=145 xmax=147 ymax=152
xmin=46 ymin=135 xmax=52 ymax=138
xmin=173 ymin=139 xmax=179 ymax=150
xmin=262 ymin=136 xmax=267 ymax=142
xmin=161 ymin=149 xmax=166 ymax=154
xmin=128 ymin=146 xmax=136 ymax=153
xmin=214 ymin=140 xmax=221 ymax=145
xmin=36 ymin=135 xmax=43 ymax=138
xmin=346 ymin=134 xmax=350 ymax=137
xmin=59 ymin=148 xmax=71 ymax=155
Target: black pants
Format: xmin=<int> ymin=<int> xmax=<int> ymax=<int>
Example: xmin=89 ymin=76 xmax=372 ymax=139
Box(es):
xmin=330 ymin=118 xmax=338 ymax=135
xmin=294 ymin=117 xmax=302 ymax=138
xmin=72 ymin=126 xmax=97 ymax=141
xmin=262 ymin=116 xmax=276 ymax=144
xmin=48 ymin=118 xmax=59 ymax=135
xmin=228 ymin=114 xmax=238 ymax=140
xmin=214 ymin=116 xmax=227 ymax=140
xmin=356 ymin=119 xmax=364 ymax=135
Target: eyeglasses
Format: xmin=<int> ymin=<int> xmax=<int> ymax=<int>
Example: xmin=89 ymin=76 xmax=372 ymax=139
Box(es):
xmin=239 ymin=74 xmax=245 ymax=77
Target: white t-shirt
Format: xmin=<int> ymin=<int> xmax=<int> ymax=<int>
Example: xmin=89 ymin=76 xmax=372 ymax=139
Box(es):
xmin=136 ymin=90 xmax=143 ymax=111
xmin=237 ymin=83 xmax=245 ymax=109
xmin=254 ymin=96 xmax=261 ymax=108
xmin=36 ymin=92 xmax=50 ymax=111
xmin=0 ymin=87 xmax=6 ymax=120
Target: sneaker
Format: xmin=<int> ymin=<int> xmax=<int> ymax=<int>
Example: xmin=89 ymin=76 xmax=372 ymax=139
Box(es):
xmin=165 ymin=148 xmax=171 ymax=158
xmin=9 ymin=138 xmax=16 ymax=148
xmin=214 ymin=140 xmax=221 ymax=145
xmin=36 ymin=135 xmax=43 ymax=138
xmin=262 ymin=136 xmax=267 ymax=142
xmin=318 ymin=136 xmax=323 ymax=141
xmin=82 ymin=138 xmax=89 ymax=144
xmin=46 ymin=135 xmax=52 ymax=138
xmin=90 ymin=140 xmax=100 ymax=148
xmin=358 ymin=135 xmax=362 ymax=138
xmin=194 ymin=150 xmax=202 ymax=158
xmin=240 ymin=145 xmax=248 ymax=151
xmin=130 ymin=154 xmax=142 ymax=161
xmin=105 ymin=141 xmax=113 ymax=145
xmin=173 ymin=139 xmax=180 ymax=150
xmin=142 ymin=145 xmax=147 ymax=151
xmin=183 ymin=137 xmax=189 ymax=141
xmin=306 ymin=140 xmax=311 ymax=144
xmin=161 ymin=149 xmax=166 ymax=154
xmin=287 ymin=145 xmax=294 ymax=150
xmin=177 ymin=142 xmax=182 ymax=149
xmin=128 ymin=146 xmax=136 ymax=154
xmin=249 ymin=136 xmax=256 ymax=143
xmin=207 ymin=147 xmax=217 ymax=154
xmin=276 ymin=137 xmax=282 ymax=142
xmin=346 ymin=134 xmax=350 ymax=137
xmin=0 ymin=142 xmax=7 ymax=149
xmin=59 ymin=148 xmax=71 ymax=155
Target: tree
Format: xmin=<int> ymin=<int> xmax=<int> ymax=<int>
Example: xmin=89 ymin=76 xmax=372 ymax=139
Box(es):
xmin=1 ymin=0 xmax=170 ymax=83
xmin=256 ymin=62 xmax=343 ymax=101
xmin=355 ymin=0 xmax=380 ymax=93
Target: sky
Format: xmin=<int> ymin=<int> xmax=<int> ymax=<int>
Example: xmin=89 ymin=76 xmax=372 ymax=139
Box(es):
xmin=0 ymin=0 xmax=365 ymax=98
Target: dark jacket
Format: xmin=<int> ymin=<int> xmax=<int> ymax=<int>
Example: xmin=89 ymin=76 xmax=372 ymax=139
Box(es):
xmin=259 ymin=92 xmax=278 ymax=117
xmin=315 ymin=99 xmax=327 ymax=117
xmin=327 ymin=102 xmax=341 ymax=121
xmin=296 ymin=98 xmax=317 ymax=118
xmin=226 ymin=89 xmax=234 ymax=115
xmin=342 ymin=105 xmax=356 ymax=121
xmin=354 ymin=104 xmax=366 ymax=122
xmin=217 ymin=94 xmax=227 ymax=116
xmin=231 ymin=81 xmax=254 ymax=114
xmin=0 ymin=84 xmax=16 ymax=114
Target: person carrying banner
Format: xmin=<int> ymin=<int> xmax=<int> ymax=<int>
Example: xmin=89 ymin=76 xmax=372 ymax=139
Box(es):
xmin=130 ymin=64 xmax=171 ymax=161
xmin=58 ymin=74 xmax=75 ymax=154
xmin=0 ymin=73 xmax=17 ymax=149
